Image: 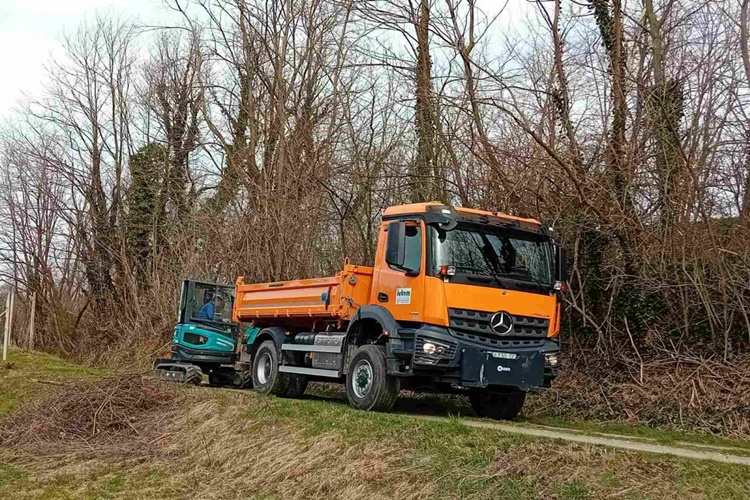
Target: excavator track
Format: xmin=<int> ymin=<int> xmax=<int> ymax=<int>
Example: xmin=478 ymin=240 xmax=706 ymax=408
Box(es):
xmin=153 ymin=359 xmax=203 ymax=385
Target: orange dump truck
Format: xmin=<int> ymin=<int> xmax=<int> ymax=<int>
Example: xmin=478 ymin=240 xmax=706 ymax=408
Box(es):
xmin=232 ymin=202 xmax=567 ymax=419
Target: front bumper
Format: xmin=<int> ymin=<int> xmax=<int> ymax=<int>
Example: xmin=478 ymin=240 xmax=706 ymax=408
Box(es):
xmin=398 ymin=325 xmax=559 ymax=391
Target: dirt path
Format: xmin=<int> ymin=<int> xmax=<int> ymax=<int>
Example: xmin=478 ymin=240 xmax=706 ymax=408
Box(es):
xmin=415 ymin=416 xmax=750 ymax=466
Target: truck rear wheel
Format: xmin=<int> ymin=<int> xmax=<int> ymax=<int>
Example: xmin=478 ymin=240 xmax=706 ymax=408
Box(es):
xmin=346 ymin=345 xmax=399 ymax=412
xmin=469 ymin=389 xmax=526 ymax=420
xmin=252 ymin=340 xmax=308 ymax=398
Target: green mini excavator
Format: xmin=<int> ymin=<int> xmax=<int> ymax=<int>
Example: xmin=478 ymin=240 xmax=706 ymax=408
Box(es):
xmin=153 ymin=280 xmax=253 ymax=387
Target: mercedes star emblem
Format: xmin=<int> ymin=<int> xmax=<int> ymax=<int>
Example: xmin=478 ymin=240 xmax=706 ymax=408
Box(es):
xmin=490 ymin=311 xmax=513 ymax=335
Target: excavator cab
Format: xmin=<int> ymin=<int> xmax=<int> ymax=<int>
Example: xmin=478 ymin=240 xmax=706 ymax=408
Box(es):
xmin=154 ymin=280 xmax=249 ymax=387
xmin=179 ymin=280 xmax=238 ymax=337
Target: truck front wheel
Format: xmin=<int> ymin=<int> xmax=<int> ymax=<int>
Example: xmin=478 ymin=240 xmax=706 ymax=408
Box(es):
xmin=469 ymin=389 xmax=526 ymax=420
xmin=346 ymin=345 xmax=399 ymax=412
xmin=252 ymin=340 xmax=308 ymax=398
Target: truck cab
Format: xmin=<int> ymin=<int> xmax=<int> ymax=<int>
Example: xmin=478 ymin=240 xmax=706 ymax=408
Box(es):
xmin=369 ymin=204 xmax=564 ymax=409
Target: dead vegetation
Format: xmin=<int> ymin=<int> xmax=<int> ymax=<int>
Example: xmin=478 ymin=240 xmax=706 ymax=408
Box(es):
xmin=490 ymin=441 xmax=699 ymax=499
xmin=526 ymin=357 xmax=750 ymax=437
xmin=0 ymin=375 xmax=176 ymax=458
xmin=0 ymin=362 xmax=748 ymax=499
xmin=157 ymin=399 xmax=434 ymax=499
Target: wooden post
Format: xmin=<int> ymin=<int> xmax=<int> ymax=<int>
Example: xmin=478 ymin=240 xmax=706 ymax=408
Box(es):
xmin=2 ymin=289 xmax=12 ymax=362
xmin=28 ymin=292 xmax=36 ymax=351
xmin=8 ymin=288 xmax=15 ymax=345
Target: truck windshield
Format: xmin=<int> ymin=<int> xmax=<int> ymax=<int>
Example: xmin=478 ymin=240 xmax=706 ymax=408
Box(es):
xmin=429 ymin=223 xmax=552 ymax=287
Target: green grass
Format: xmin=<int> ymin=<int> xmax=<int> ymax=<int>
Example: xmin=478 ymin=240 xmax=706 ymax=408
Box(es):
xmin=1 ymin=351 xmax=750 ymax=499
xmin=305 ymin=384 xmax=750 ymax=456
xmin=233 ymin=388 xmax=750 ymax=498
xmin=0 ymin=464 xmax=178 ymax=500
xmin=0 ymin=462 xmax=28 ymax=485
xmin=307 ymin=383 xmax=750 ymax=456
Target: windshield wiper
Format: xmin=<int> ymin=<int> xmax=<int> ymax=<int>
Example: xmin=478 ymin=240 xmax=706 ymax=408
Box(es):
xmin=466 ymin=274 xmax=492 ymax=283
xmin=505 ymin=267 xmax=549 ymax=291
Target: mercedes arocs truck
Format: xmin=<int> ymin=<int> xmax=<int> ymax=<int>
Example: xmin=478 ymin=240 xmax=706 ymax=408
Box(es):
xmin=156 ymin=202 xmax=567 ymax=420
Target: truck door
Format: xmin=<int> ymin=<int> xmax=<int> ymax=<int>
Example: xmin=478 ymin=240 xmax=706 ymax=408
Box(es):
xmin=372 ymin=220 xmax=425 ymax=323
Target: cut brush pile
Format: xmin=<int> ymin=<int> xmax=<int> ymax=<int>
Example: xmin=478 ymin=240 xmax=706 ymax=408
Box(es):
xmin=0 ymin=374 xmax=176 ymax=458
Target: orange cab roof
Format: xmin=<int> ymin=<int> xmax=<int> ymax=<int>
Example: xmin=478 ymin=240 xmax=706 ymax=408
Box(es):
xmin=383 ymin=202 xmax=443 ymax=216
xmin=383 ymin=202 xmax=541 ymax=226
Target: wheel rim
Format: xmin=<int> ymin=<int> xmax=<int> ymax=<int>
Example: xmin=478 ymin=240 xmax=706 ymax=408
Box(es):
xmin=256 ymin=352 xmax=272 ymax=385
xmin=352 ymin=359 xmax=373 ymax=399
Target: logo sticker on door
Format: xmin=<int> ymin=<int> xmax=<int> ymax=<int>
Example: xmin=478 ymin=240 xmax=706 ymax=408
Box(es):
xmin=395 ymin=288 xmax=412 ymax=305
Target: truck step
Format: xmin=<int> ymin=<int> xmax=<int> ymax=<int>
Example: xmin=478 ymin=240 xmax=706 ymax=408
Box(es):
xmin=281 ymin=343 xmax=342 ymax=353
xmin=279 ymin=365 xmax=341 ymax=378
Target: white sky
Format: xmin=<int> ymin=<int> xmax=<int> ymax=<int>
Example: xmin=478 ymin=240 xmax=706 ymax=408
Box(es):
xmin=0 ymin=0 xmax=178 ymax=119
xmin=0 ymin=0 xmax=536 ymax=120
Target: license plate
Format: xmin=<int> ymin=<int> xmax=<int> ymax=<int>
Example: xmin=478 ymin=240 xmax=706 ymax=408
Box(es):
xmin=490 ymin=351 xmax=518 ymax=360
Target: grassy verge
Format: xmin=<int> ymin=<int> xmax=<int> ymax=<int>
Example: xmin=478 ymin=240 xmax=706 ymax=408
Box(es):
xmin=0 ymin=350 xmax=102 ymax=416
xmin=1 ymin=350 xmax=749 ymax=499
xmin=309 ymin=383 xmax=750 ymax=455
xmin=521 ymin=415 xmax=750 ymax=453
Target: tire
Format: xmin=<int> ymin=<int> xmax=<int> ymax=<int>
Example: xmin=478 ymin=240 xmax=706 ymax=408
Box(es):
xmin=251 ymin=340 xmax=308 ymax=398
xmin=234 ymin=370 xmax=254 ymax=389
xmin=346 ymin=345 xmax=399 ymax=412
xmin=469 ymin=389 xmax=526 ymax=420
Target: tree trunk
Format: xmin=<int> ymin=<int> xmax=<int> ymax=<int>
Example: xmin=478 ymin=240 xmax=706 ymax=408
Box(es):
xmin=412 ymin=0 xmax=438 ymax=203
xmin=645 ymin=0 xmax=683 ymax=227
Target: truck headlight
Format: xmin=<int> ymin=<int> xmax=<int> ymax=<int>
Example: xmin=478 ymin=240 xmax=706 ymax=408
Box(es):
xmin=414 ymin=336 xmax=455 ymax=366
xmin=545 ymin=354 xmax=559 ymax=367
xmin=422 ymin=342 xmax=446 ymax=355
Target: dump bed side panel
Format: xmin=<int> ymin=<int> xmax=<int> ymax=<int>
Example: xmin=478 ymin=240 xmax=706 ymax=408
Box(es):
xmin=233 ymin=264 xmax=374 ymax=324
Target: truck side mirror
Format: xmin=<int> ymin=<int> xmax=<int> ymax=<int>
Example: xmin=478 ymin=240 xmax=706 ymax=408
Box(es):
xmin=555 ymin=245 xmax=569 ymax=283
xmin=385 ymin=221 xmax=406 ymax=268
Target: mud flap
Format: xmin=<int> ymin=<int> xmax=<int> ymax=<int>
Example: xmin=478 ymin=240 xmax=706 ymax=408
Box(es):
xmin=460 ymin=349 xmax=545 ymax=390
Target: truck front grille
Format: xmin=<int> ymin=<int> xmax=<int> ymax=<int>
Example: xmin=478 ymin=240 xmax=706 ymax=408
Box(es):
xmin=450 ymin=331 xmax=546 ymax=349
xmin=449 ymin=308 xmax=550 ymax=340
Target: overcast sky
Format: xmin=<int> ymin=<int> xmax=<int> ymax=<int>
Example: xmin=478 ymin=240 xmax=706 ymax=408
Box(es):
xmin=0 ymin=0 xmax=177 ymax=119
xmin=0 ymin=0 xmax=536 ymax=120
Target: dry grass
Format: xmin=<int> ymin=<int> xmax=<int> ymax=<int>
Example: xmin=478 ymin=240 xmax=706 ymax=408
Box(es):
xmin=1 ymin=351 xmax=750 ymax=499
xmin=491 ymin=441 xmax=695 ymax=499
xmin=156 ymin=398 xmax=434 ymax=499
xmin=1 ymin=384 xmax=749 ymax=499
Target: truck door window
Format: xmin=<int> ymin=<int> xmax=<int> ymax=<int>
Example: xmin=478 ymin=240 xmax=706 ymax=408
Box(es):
xmin=389 ymin=225 xmax=422 ymax=273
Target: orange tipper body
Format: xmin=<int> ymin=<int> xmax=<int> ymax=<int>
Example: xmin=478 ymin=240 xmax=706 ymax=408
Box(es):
xmin=233 ymin=202 xmax=566 ymax=404
xmin=234 ymin=263 xmax=374 ymax=323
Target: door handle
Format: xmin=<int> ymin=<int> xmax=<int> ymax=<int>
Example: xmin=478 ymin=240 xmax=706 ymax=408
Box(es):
xmin=378 ymin=292 xmax=389 ymax=303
